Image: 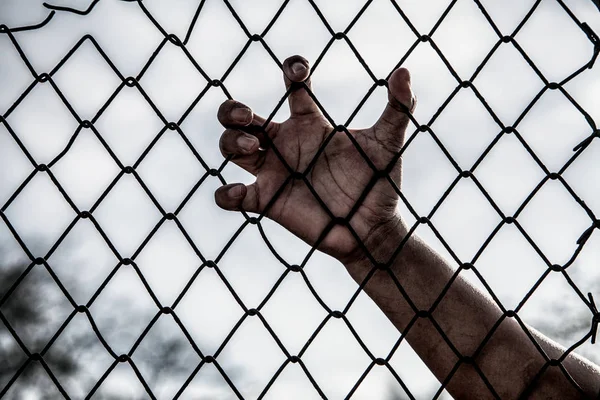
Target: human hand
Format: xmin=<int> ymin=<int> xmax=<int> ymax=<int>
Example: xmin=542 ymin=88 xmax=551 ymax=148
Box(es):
xmin=215 ymin=55 xmax=415 ymax=265
xmin=216 ymin=57 xmax=600 ymax=399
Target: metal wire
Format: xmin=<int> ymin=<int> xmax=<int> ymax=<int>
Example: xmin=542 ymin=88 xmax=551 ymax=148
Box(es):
xmin=1 ymin=0 xmax=599 ymax=398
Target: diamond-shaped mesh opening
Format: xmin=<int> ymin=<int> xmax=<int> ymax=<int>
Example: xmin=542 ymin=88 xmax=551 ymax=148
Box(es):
xmin=429 ymin=86 xmax=499 ymax=170
xmin=135 ymin=129 xmax=206 ymax=212
xmin=518 ymin=179 xmax=592 ymax=265
xmin=137 ymin=41 xmax=209 ymax=122
xmin=0 ymin=265 xmax=73 ymax=353
xmin=3 ymin=172 xmax=77 ymax=255
xmin=473 ymin=42 xmax=545 ymax=125
xmin=43 ymin=312 xmax=115 ymax=398
xmin=301 ymin=316 xmax=373 ymax=398
xmin=131 ymin=314 xmax=201 ymax=398
xmin=51 ymin=38 xmax=122 ymax=119
xmin=264 ymin=0 xmax=332 ymax=65
xmin=0 ymin=1 xmax=599 ymax=398
xmin=46 ymin=218 xmax=119 ymax=305
xmin=93 ymin=83 xmax=166 ymax=167
xmin=51 ymin=128 xmax=122 ymax=210
xmin=260 ymin=272 xmax=328 ymax=354
xmin=517 ymin=88 xmax=593 ymax=172
xmin=431 ymin=0 xmax=499 ymax=79
xmin=475 ymin=133 xmax=546 ymax=214
xmin=5 ymin=80 xmax=79 ymax=165
xmin=346 ymin=0 xmax=415 ymax=78
xmin=87 ymin=266 xmax=158 ymax=356
xmin=92 ymin=173 xmax=163 ymax=257
xmin=310 ymin=39 xmax=375 ymax=123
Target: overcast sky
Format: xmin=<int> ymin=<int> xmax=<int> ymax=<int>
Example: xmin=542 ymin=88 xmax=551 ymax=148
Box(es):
xmin=1 ymin=0 xmax=600 ymax=399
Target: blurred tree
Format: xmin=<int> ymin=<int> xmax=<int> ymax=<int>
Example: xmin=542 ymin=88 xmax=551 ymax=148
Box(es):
xmin=0 ymin=260 xmax=195 ymax=399
xmin=0 ymin=256 xmax=246 ymax=399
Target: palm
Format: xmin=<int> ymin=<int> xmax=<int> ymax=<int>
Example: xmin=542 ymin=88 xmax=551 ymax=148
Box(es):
xmin=215 ymin=56 xmax=414 ymax=263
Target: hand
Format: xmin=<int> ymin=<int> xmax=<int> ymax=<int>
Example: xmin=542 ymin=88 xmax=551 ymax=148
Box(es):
xmin=214 ymin=55 xmax=415 ymax=265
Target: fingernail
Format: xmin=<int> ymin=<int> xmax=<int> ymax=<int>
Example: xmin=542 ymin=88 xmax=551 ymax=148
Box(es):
xmin=291 ymin=62 xmax=307 ymax=75
xmin=228 ymin=185 xmax=244 ymax=198
xmin=232 ymin=108 xmax=252 ymax=124
xmin=237 ymin=135 xmax=258 ymax=152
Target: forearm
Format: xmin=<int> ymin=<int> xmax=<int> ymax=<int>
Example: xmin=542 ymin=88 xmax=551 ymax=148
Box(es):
xmin=345 ymin=217 xmax=600 ymax=399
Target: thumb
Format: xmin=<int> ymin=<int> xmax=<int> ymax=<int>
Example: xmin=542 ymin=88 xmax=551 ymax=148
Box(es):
xmin=372 ymin=68 xmax=416 ymax=149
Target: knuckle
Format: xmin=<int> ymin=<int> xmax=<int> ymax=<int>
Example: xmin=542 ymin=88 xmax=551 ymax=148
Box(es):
xmin=214 ymin=187 xmax=227 ymax=207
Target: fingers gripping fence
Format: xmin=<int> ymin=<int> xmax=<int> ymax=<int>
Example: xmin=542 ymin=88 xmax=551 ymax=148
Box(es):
xmin=0 ymin=0 xmax=600 ymax=398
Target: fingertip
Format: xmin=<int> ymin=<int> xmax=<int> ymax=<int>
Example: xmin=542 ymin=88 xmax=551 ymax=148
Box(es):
xmin=390 ymin=67 xmax=411 ymax=85
xmin=283 ymin=55 xmax=311 ymax=83
xmin=218 ymin=99 xmax=253 ymax=127
xmin=215 ymin=183 xmax=247 ymax=210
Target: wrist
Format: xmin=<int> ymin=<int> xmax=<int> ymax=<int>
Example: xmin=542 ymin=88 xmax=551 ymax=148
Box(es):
xmin=342 ymin=212 xmax=409 ymax=275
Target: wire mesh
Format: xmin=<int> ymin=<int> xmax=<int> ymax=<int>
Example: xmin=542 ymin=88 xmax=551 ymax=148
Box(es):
xmin=0 ymin=0 xmax=599 ymax=398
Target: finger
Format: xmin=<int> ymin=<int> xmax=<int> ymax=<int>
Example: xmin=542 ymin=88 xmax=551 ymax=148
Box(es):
xmin=217 ymin=99 xmax=276 ymax=145
xmin=219 ymin=129 xmax=264 ymax=175
xmin=282 ymin=55 xmax=321 ymax=117
xmin=372 ymin=68 xmax=416 ymax=150
xmin=215 ymin=183 xmax=259 ymax=213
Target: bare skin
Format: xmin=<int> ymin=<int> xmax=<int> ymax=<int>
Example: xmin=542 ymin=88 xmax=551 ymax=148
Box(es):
xmin=214 ymin=55 xmax=600 ymax=399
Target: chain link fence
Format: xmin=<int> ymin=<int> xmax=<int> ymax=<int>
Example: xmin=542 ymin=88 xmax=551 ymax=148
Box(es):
xmin=1 ymin=0 xmax=600 ymax=398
